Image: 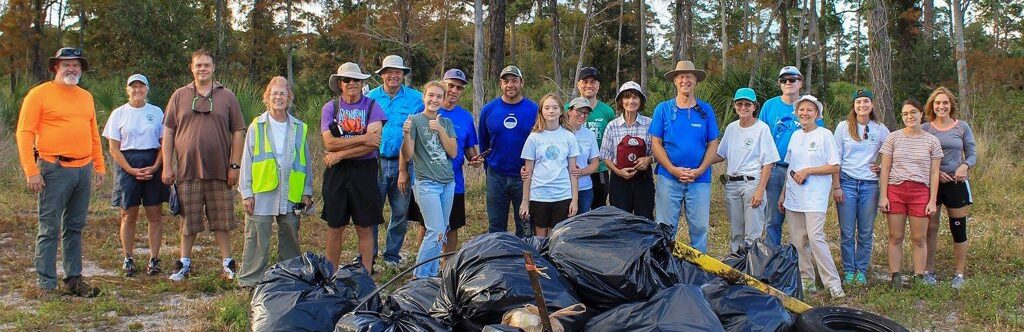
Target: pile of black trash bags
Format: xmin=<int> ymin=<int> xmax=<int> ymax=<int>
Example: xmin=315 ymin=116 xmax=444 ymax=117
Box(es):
xmin=251 ymin=207 xmax=803 ymax=332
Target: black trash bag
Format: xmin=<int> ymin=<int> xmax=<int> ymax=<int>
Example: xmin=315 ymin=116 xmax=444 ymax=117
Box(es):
xmin=701 ymin=282 xmax=795 ymax=332
xmin=430 ymin=232 xmax=581 ymax=331
xmin=334 ymin=310 xmax=452 ymax=332
xmin=721 ymin=239 xmax=803 ymax=299
xmin=546 ymin=206 xmax=712 ymax=311
xmin=251 ymin=252 xmax=381 ymax=332
xmin=385 ymin=277 xmax=442 ymax=314
xmin=522 ymin=236 xmax=549 ymax=256
xmin=585 ymin=284 xmax=725 ymax=332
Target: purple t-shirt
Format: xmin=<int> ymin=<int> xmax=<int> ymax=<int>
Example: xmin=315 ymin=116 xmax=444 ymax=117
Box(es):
xmin=320 ymin=96 xmax=387 ymax=160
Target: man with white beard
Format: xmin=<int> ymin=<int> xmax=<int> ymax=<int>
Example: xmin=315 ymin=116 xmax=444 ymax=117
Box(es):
xmin=16 ymin=47 xmax=106 ymax=297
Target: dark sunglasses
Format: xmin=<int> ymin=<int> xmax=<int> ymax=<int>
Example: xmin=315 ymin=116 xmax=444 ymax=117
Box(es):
xmin=778 ymin=77 xmax=802 ymax=84
xmin=58 ymin=48 xmax=83 ymax=57
xmin=863 ymin=123 xmax=870 ymax=140
xmin=341 ymin=77 xmax=363 ymax=84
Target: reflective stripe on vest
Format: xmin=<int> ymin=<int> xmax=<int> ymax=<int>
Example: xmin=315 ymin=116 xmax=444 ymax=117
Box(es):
xmin=251 ymin=119 xmax=309 ymax=203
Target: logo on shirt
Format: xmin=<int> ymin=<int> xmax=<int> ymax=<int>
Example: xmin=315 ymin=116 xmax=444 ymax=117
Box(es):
xmin=503 ymin=114 xmax=518 ymax=129
xmin=743 ymin=138 xmax=754 ymax=149
xmin=868 ymin=133 xmax=878 ymax=143
xmin=808 ymin=141 xmax=818 ymax=152
xmin=690 ymin=123 xmax=703 ymax=128
xmin=544 ymin=145 xmax=560 ymax=160
xmin=145 ymin=114 xmax=157 ymax=125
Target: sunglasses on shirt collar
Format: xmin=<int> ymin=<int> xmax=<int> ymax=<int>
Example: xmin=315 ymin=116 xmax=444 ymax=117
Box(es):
xmin=191 ymin=90 xmax=214 ymax=114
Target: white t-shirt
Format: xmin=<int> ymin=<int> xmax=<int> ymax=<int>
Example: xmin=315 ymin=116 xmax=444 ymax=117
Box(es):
xmin=521 ymin=127 xmax=581 ymax=202
xmin=268 ymin=116 xmax=290 ymax=168
xmin=574 ymin=126 xmax=600 ymax=190
xmin=783 ymin=126 xmax=840 ymax=213
xmin=102 ymin=103 xmax=164 ymax=150
xmin=716 ymin=120 xmax=780 ymax=177
xmin=834 ymin=120 xmax=889 ymax=181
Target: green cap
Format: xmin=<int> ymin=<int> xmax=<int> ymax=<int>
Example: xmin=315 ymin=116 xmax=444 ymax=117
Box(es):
xmin=852 ymin=88 xmax=873 ymax=101
xmin=733 ymin=88 xmax=757 ymax=103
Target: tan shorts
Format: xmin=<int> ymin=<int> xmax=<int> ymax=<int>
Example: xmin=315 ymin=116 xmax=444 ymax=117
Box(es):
xmin=177 ymin=179 xmax=235 ymax=235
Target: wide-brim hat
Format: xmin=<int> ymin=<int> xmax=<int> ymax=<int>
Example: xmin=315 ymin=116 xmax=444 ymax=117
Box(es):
xmin=375 ymin=55 xmax=411 ymax=75
xmin=615 ymin=81 xmax=646 ymax=104
xmin=329 ymin=62 xmax=371 ymax=95
xmin=48 ymin=47 xmax=89 ymax=72
xmin=794 ymin=95 xmax=824 ymax=118
xmin=663 ymin=61 xmax=706 ymax=82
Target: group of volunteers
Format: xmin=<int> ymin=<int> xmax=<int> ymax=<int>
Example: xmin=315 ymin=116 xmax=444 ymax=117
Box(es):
xmin=17 ymin=47 xmax=975 ymax=302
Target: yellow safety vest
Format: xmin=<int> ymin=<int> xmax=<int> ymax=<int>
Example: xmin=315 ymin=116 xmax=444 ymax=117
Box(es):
xmin=251 ymin=117 xmax=308 ymax=203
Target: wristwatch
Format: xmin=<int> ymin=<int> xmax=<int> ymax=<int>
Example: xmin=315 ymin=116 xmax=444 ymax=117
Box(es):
xmin=229 ymin=163 xmax=240 ymax=170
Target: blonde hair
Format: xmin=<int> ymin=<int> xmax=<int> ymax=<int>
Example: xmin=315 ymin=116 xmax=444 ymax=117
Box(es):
xmin=421 ymin=81 xmax=447 ymax=100
xmin=846 ymin=97 xmax=878 ymax=142
xmin=924 ymin=86 xmax=958 ymax=122
xmin=532 ymin=93 xmax=569 ymax=133
xmin=261 ymin=76 xmax=292 ymax=111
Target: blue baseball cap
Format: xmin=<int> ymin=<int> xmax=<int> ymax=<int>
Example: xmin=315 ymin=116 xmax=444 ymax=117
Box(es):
xmin=778 ymin=66 xmax=802 ymax=78
xmin=443 ymin=68 xmax=468 ymax=85
xmin=733 ymin=87 xmax=757 ymax=104
xmin=126 ymin=74 xmax=149 ymax=86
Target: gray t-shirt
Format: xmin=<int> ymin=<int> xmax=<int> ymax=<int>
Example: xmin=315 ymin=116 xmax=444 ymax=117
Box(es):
xmin=408 ymin=113 xmax=456 ymax=183
xmin=922 ymin=120 xmax=977 ymax=174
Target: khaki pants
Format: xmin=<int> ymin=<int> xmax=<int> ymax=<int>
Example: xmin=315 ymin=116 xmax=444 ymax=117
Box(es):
xmin=238 ymin=213 xmax=301 ymax=287
xmin=786 ymin=211 xmax=841 ymax=288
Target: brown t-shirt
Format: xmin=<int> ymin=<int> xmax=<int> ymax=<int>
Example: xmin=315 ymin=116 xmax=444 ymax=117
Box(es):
xmin=163 ymin=82 xmax=245 ymax=181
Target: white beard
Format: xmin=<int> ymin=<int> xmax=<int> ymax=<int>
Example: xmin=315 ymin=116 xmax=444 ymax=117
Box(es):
xmin=61 ymin=74 xmax=81 ymax=85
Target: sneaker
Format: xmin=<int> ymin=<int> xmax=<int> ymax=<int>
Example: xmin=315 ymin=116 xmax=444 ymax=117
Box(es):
xmin=842 ymin=272 xmax=856 ymax=285
xmin=829 ymin=284 xmax=846 ymax=298
xmin=222 ymin=258 xmax=237 ymax=280
xmin=382 ymin=260 xmax=400 ymax=269
xmin=922 ymin=271 xmax=938 ymax=286
xmin=802 ymin=278 xmax=818 ymax=294
xmin=951 ymin=274 xmax=965 ymax=289
xmin=889 ymin=273 xmax=904 ymax=289
xmin=855 ymin=272 xmax=868 ymax=286
xmin=123 ymin=257 xmax=137 ymax=277
xmin=147 ymin=258 xmax=162 ymax=276
xmin=169 ymin=260 xmax=191 ymax=282
xmin=63 ymin=276 xmax=99 ymax=297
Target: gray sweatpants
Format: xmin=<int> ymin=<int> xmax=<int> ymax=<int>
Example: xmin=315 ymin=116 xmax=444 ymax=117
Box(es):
xmin=724 ymin=179 xmax=766 ymax=253
xmin=237 ymin=213 xmax=301 ymax=287
xmin=36 ymin=160 xmax=93 ymax=289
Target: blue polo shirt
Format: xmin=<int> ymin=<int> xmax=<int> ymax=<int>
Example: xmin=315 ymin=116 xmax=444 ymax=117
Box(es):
xmin=439 ymin=104 xmax=479 ymax=194
xmin=367 ymin=85 xmax=424 ymax=158
xmin=478 ymin=97 xmax=538 ymax=177
xmin=649 ymin=98 xmax=719 ymax=183
xmin=758 ymin=96 xmax=824 ymax=166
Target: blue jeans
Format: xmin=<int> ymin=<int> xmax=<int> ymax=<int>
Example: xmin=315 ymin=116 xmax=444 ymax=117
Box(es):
xmin=655 ymin=176 xmax=712 ymax=253
xmin=36 ymin=160 xmax=93 ymax=289
xmin=577 ymin=188 xmax=594 ymax=214
xmin=836 ymin=173 xmax=880 ymax=274
xmin=764 ymin=164 xmax=788 ymax=246
xmin=485 ymin=168 xmax=531 ymax=237
xmin=377 ymin=158 xmax=412 ymax=263
xmin=412 ymin=180 xmax=454 ymax=278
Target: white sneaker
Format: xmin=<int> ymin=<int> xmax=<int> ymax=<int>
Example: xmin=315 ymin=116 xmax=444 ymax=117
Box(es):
xmin=829 ymin=284 xmax=846 ymax=298
xmin=222 ymin=258 xmax=237 ymax=280
xmin=169 ymin=260 xmax=191 ymax=282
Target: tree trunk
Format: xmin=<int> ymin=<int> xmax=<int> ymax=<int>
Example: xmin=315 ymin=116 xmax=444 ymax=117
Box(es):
xmin=286 ymin=0 xmax=294 ymax=85
xmin=795 ymin=0 xmax=806 ymax=70
xmin=720 ymin=0 xmax=728 ymax=76
xmin=30 ymin=0 xmax=45 ymax=81
xmin=56 ymin=0 xmax=64 ymax=44
xmin=866 ymin=0 xmax=896 ymax=127
xmin=547 ymin=0 xmax=564 ymax=94
xmin=778 ymin=0 xmax=789 ymax=64
xmin=922 ymin=0 xmax=934 ymax=43
xmin=573 ymin=0 xmax=595 ymax=97
xmin=441 ymin=0 xmax=449 ymax=74
xmin=951 ymin=0 xmax=971 ymax=120
xmin=638 ymin=0 xmax=648 ymax=92
xmin=750 ymin=3 xmax=777 ymax=87
xmin=77 ymin=0 xmax=86 ymax=48
xmin=616 ymin=0 xmax=624 ymax=86
xmin=216 ymin=0 xmax=225 ymax=62
xmin=474 ymin=0 xmax=485 ymax=115
xmin=854 ymin=2 xmax=861 ymax=85
xmin=680 ymin=0 xmax=693 ymax=60
xmin=487 ymin=0 xmax=507 ymax=86
xmin=673 ymin=0 xmax=683 ymax=62
xmin=804 ymin=0 xmax=817 ymax=94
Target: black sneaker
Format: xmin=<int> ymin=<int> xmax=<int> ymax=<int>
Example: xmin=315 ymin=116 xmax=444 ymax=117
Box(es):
xmin=890 ymin=272 xmax=905 ymax=289
xmin=63 ymin=276 xmax=99 ymax=297
xmin=123 ymin=257 xmax=136 ymax=277
xmin=147 ymin=258 xmax=162 ymax=276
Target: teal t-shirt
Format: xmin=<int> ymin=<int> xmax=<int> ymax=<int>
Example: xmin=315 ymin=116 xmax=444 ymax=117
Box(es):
xmin=408 ymin=113 xmax=456 ymax=183
xmin=566 ymin=99 xmax=615 ymax=172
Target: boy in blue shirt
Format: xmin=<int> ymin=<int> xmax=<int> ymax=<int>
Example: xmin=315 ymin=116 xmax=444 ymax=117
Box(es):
xmin=650 ymin=61 xmax=719 ymax=253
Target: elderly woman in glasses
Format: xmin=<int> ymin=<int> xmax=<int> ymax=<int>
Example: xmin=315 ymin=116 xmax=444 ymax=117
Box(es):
xmin=236 ymin=76 xmax=312 ymax=288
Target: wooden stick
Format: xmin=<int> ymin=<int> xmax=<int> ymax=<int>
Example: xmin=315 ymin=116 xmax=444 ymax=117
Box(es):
xmin=523 ymin=251 xmax=553 ymax=332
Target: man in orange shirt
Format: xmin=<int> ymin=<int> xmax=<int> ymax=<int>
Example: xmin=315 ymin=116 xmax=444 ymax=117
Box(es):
xmin=16 ymin=47 xmax=105 ymax=297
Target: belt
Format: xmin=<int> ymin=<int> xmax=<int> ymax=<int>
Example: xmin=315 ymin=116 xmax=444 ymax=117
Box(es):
xmin=775 ymin=161 xmax=789 ymax=168
xmin=727 ymin=175 xmax=756 ymax=182
xmin=40 ymin=154 xmax=88 ymax=163
xmin=380 ymin=156 xmax=400 ymax=161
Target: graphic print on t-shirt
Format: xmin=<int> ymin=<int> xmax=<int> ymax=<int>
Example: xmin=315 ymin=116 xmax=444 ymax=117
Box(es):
xmin=336 ymin=108 xmax=367 ymax=136
xmin=544 ymin=145 xmax=560 ymax=161
xmin=420 ymin=126 xmax=448 ymax=164
xmin=503 ymin=114 xmax=518 ymax=129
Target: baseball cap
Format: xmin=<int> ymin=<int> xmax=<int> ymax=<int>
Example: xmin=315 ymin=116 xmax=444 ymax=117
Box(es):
xmin=126 ymin=74 xmax=149 ymax=86
xmin=443 ymin=68 xmax=468 ymax=85
xmin=733 ymin=87 xmax=757 ymax=103
xmin=778 ymin=66 xmax=802 ymax=78
xmin=577 ymin=67 xmax=598 ymax=81
xmin=852 ymin=89 xmax=873 ymax=101
xmin=568 ymin=96 xmax=593 ymax=113
xmin=499 ymin=65 xmax=523 ymax=79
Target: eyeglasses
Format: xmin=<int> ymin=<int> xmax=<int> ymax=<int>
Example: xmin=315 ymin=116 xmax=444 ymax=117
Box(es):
xmin=670 ymin=103 xmax=707 ymax=121
xmin=58 ymin=48 xmax=83 ymax=57
xmin=778 ymin=77 xmax=802 ymax=84
xmin=572 ymin=109 xmax=591 ymax=117
xmin=269 ymin=91 xmax=288 ymax=97
xmin=340 ymin=77 xmax=363 ymax=84
xmin=901 ymin=110 xmax=920 ymax=117
xmin=191 ymin=92 xmax=214 ymax=114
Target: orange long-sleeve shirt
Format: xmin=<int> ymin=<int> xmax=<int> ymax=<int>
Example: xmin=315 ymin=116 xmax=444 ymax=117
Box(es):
xmin=16 ymin=81 xmax=106 ymax=178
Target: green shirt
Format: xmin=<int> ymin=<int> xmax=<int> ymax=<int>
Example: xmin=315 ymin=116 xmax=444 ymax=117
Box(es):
xmin=408 ymin=113 xmax=456 ymax=183
xmin=567 ymin=100 xmax=615 ymax=172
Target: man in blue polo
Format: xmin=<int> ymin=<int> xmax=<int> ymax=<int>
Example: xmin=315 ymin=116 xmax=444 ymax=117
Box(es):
xmin=367 ymin=55 xmax=423 ymax=267
xmin=479 ymin=65 xmax=537 ymax=237
xmin=759 ymin=66 xmax=823 ymax=246
xmin=650 ymin=60 xmax=719 ymax=253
